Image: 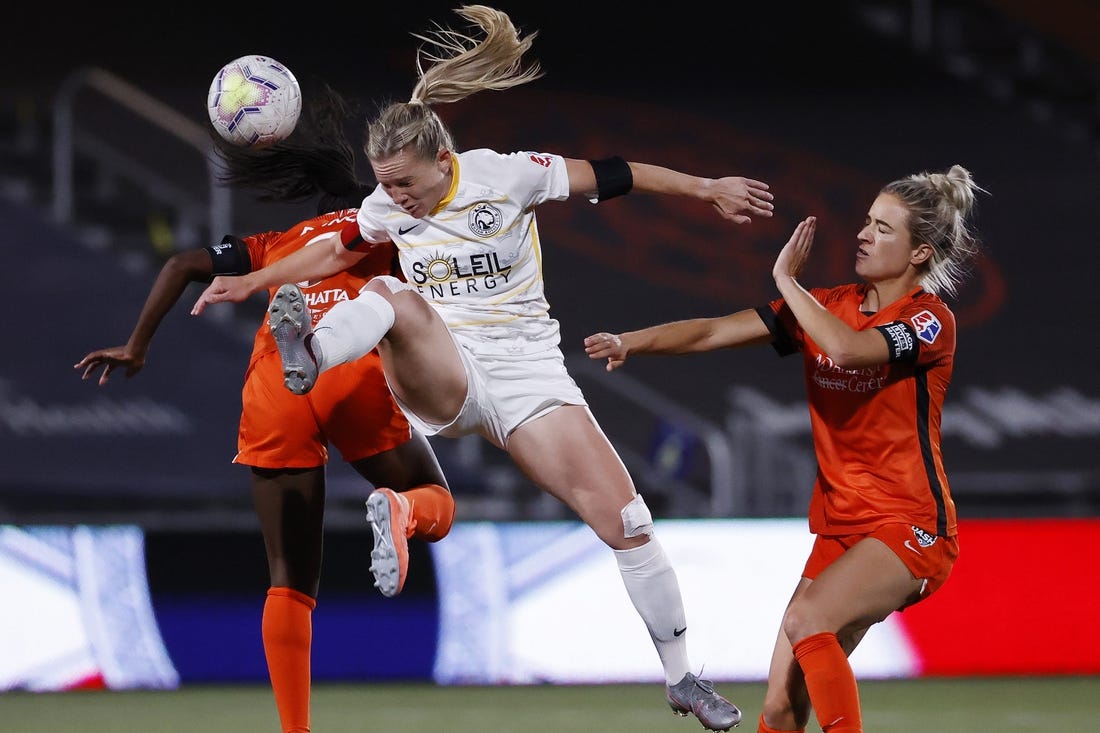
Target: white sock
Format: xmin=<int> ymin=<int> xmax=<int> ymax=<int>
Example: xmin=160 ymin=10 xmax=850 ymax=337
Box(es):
xmin=614 ymin=536 xmax=691 ymax=685
xmin=311 ymin=290 xmax=395 ymax=373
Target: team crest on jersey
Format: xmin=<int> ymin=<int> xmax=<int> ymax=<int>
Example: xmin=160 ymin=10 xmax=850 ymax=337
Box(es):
xmin=468 ymin=203 xmax=503 ymax=238
xmin=910 ymin=309 xmax=942 ymax=345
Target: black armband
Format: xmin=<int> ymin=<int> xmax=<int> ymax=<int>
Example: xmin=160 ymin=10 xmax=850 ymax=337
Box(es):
xmin=204 ymin=235 xmax=252 ymax=276
xmin=875 ymin=321 xmax=919 ymax=363
xmin=339 ymin=225 xmax=367 ymax=250
xmin=589 ymin=155 xmax=633 ymax=202
xmin=755 ymin=306 xmax=799 ymax=357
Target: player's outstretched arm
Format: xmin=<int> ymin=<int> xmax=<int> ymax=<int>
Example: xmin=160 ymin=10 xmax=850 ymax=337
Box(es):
xmin=76 ymin=249 xmax=214 ymax=385
xmin=585 ymin=309 xmax=773 ymax=372
xmin=192 ymin=230 xmax=369 ymax=315
xmin=565 ymin=158 xmax=774 ymax=224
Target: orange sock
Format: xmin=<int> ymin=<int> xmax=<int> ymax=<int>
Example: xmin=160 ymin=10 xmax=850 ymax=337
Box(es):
xmin=402 ymin=483 xmax=455 ymax=542
xmin=757 ymin=713 xmax=805 ymax=733
xmin=262 ymin=587 xmax=316 ymax=733
xmin=792 ymin=631 xmax=861 ymax=733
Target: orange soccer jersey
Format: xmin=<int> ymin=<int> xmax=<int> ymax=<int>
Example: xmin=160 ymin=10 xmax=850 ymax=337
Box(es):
xmin=761 ymin=284 xmax=958 ymax=539
xmin=215 ymin=208 xmax=411 ymax=468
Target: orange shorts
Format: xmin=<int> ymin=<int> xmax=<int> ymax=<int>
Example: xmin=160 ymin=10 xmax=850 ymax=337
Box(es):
xmin=802 ymin=523 xmax=959 ymax=607
xmin=235 ymin=350 xmax=411 ymax=469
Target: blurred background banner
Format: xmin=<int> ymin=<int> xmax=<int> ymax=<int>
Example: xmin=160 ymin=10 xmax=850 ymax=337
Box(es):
xmin=0 ymin=525 xmax=177 ymax=691
xmin=3 ymin=517 xmax=1097 ymax=690
xmin=430 ymin=517 xmax=1100 ymax=683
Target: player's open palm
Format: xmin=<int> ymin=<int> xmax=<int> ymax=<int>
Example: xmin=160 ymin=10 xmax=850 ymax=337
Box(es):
xmin=711 ymin=176 xmax=774 ymax=224
xmin=773 ymin=216 xmax=816 ymax=281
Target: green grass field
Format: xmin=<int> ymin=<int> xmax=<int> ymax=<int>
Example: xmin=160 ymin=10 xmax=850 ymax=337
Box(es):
xmin=2 ymin=677 xmax=1097 ymax=732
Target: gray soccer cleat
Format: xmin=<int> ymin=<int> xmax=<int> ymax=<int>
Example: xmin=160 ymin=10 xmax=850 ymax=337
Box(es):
xmin=666 ymin=672 xmax=742 ymax=731
xmin=267 ymin=283 xmax=317 ymax=395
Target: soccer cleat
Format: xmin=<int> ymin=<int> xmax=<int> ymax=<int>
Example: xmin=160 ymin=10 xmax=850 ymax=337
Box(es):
xmin=268 ymin=283 xmax=317 ymax=395
xmin=666 ymin=672 xmax=742 ymax=731
xmin=366 ymin=488 xmax=411 ymax=598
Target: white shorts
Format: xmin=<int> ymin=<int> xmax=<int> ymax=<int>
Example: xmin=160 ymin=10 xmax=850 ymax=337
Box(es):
xmin=391 ymin=333 xmax=587 ymax=449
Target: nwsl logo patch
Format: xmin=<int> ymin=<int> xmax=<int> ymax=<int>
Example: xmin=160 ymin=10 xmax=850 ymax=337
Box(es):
xmin=910 ymin=310 xmax=942 ymax=345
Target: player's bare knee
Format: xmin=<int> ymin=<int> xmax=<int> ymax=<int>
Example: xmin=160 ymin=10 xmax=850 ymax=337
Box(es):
xmin=621 ymin=494 xmax=654 ymax=539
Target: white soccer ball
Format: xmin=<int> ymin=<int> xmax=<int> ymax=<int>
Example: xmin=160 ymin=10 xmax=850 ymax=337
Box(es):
xmin=207 ymin=54 xmax=302 ymax=148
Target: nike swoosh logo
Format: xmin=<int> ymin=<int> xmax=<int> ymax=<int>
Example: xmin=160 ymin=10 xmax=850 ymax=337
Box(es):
xmin=398 ymin=224 xmax=421 ymax=235
xmin=903 ymin=540 xmax=922 ymax=555
xmin=673 ymin=627 xmax=687 ymax=637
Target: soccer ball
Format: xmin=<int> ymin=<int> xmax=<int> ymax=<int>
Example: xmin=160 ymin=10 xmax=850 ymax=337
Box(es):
xmin=207 ymin=54 xmax=302 ymax=148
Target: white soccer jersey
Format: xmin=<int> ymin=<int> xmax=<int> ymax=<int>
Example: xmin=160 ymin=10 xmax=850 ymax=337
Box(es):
xmin=357 ymin=148 xmax=571 ymax=356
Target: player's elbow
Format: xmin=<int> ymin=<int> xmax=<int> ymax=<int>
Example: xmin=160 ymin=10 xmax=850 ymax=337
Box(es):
xmin=164 ymin=250 xmax=212 ymax=282
xmin=826 ymin=351 xmax=863 ymax=370
xmin=826 ymin=329 xmax=891 ymax=369
xmin=824 ymin=341 xmax=881 ymax=370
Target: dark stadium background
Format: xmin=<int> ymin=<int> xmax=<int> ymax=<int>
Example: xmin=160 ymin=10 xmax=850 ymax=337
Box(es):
xmin=2 ymin=0 xmax=1098 ymax=688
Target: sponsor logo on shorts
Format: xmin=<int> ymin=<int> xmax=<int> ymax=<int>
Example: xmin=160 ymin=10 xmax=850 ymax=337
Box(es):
xmin=911 ymin=526 xmax=937 ymax=548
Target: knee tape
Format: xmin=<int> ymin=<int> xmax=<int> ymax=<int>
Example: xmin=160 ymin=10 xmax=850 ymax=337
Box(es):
xmin=360 ymin=274 xmax=411 ymax=296
xmin=621 ymin=494 xmax=654 ymax=538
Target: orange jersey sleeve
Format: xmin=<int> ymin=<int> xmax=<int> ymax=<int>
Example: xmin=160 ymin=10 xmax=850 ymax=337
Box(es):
xmin=761 ymin=284 xmax=958 ymax=538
